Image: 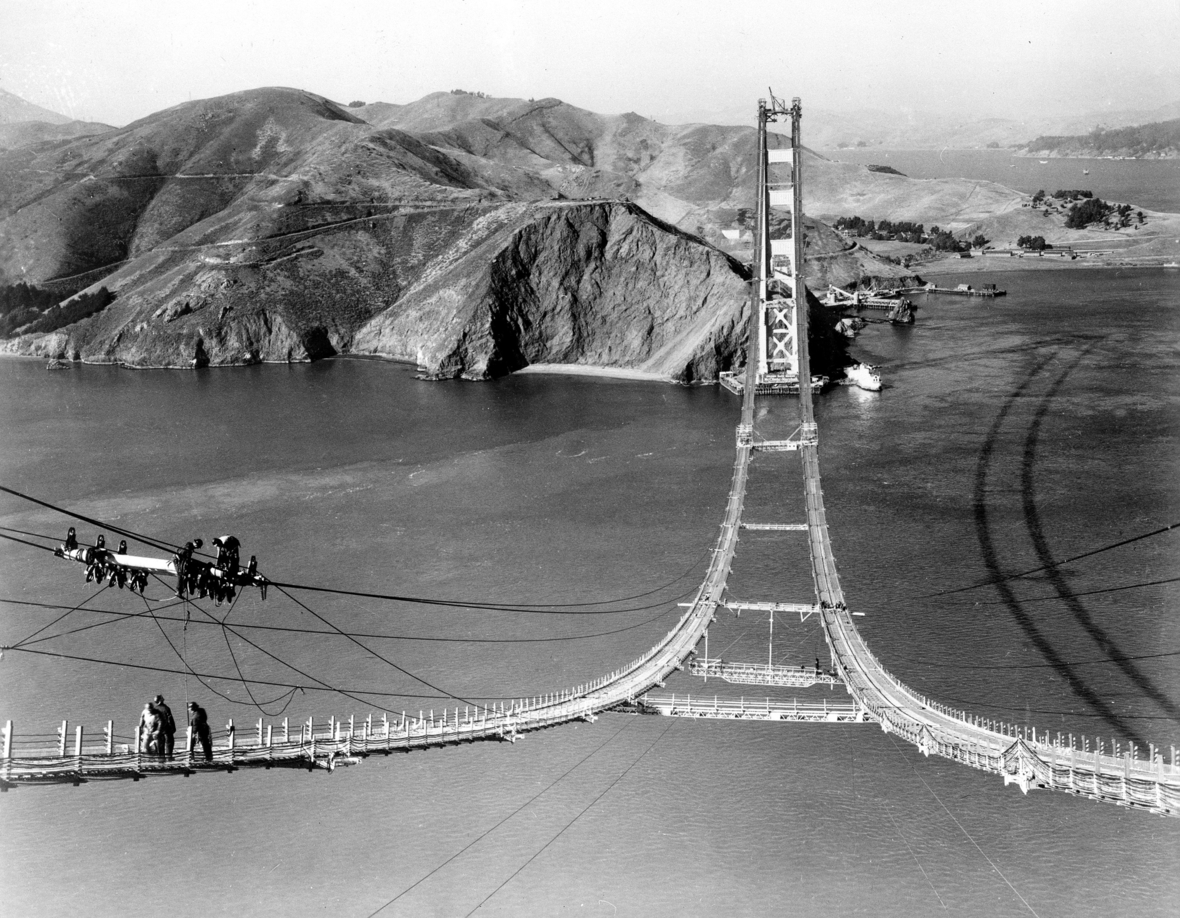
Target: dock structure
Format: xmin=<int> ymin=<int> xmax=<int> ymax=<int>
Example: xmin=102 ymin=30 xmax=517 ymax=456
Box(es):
xmin=823 ymin=284 xmax=916 ymax=322
xmin=919 ymin=282 xmax=1006 ymax=297
xmin=5 ymin=93 xmax=1179 ymax=817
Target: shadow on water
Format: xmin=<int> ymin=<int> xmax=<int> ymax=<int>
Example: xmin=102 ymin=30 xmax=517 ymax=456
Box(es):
xmin=1020 ymin=350 xmax=1180 ymax=726
xmin=889 ymin=333 xmax=1107 ymax=373
xmin=972 ymin=348 xmax=1147 ymax=745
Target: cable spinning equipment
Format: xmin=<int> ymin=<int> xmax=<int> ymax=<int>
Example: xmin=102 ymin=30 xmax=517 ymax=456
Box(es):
xmin=54 ymin=527 xmax=269 ymax=605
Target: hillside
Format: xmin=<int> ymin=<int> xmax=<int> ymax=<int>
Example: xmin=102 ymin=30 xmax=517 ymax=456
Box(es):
xmin=0 ymin=89 xmax=114 ymax=151
xmin=0 ymin=88 xmax=72 ymax=125
xmin=1022 ymin=118 xmax=1180 ymax=159
xmin=0 ymin=119 xmax=113 ymax=151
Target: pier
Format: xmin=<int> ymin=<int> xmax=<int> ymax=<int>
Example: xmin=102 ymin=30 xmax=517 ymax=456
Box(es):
xmin=917 ymin=282 xmax=1006 ymax=297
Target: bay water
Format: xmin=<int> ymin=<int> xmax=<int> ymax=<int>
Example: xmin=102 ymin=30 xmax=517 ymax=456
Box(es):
xmin=1 ymin=267 xmax=1178 ymax=916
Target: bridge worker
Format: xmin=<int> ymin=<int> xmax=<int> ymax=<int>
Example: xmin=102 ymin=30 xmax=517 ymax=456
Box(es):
xmin=815 ymin=657 xmax=821 ymax=676
xmin=151 ymin=695 xmax=177 ymax=759
xmin=212 ymin=536 xmax=240 ymax=574
xmin=173 ymin=539 xmax=202 ymax=598
xmin=138 ymin=703 xmax=163 ymax=756
xmin=64 ymin=527 xmax=78 ymax=552
xmin=118 ymin=539 xmax=127 ymax=555
xmin=86 ymin=553 xmax=107 ymax=585
xmin=188 ymin=702 xmax=213 ymax=763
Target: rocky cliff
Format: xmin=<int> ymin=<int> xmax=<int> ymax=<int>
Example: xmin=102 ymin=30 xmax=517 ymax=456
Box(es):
xmin=0 ymin=87 xmax=879 ymax=378
xmin=8 ymin=200 xmax=760 ymax=381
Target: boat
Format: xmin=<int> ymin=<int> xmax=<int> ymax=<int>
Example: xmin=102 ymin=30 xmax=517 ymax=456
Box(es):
xmin=845 ymin=363 xmax=882 ymax=392
xmin=1083 ymin=169 xmax=1090 ymax=175
xmin=1038 ymin=160 xmax=1048 ymax=164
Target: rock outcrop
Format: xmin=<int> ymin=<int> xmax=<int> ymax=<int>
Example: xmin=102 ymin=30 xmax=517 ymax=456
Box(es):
xmin=7 ymin=200 xmax=756 ymax=380
xmin=0 ymin=87 xmax=882 ymax=378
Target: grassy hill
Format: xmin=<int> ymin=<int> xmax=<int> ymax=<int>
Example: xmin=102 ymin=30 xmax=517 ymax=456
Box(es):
xmin=28 ymin=86 xmax=1177 ymax=374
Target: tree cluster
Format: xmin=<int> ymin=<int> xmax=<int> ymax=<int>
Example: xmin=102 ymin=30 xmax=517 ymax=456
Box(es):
xmin=0 ymin=283 xmax=58 ymax=337
xmin=1064 ymin=197 xmax=1114 ymax=229
xmin=833 ymin=216 xmax=925 ymax=242
xmin=0 ymin=284 xmax=114 ymax=338
xmin=450 ymin=89 xmax=489 ymax=98
xmin=1017 ymin=235 xmax=1050 ymax=251
xmin=927 ymin=229 xmax=966 ymax=252
xmin=1051 ymin=189 xmax=1093 ymax=202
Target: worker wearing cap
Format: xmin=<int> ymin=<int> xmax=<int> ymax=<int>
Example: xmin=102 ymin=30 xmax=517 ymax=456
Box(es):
xmin=188 ymin=702 xmax=213 ymax=763
xmin=150 ymin=695 xmax=176 ymax=759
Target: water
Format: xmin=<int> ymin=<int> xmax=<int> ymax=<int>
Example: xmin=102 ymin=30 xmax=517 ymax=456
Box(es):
xmin=2 ymin=268 xmax=1179 ymax=916
xmin=820 ymin=148 xmax=1180 ymax=213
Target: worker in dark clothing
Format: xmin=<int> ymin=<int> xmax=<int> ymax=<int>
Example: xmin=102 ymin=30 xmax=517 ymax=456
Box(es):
xmin=212 ymin=536 xmax=240 ymax=575
xmin=188 ymin=702 xmax=213 ymax=763
xmin=173 ymin=539 xmax=202 ymax=598
xmin=151 ymin=695 xmax=176 ymax=759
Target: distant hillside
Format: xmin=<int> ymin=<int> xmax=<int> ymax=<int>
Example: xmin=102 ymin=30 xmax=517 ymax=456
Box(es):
xmin=0 ymin=89 xmax=114 ymax=150
xmin=0 ymin=119 xmax=113 ymax=151
xmin=664 ymin=100 xmax=1180 ymax=150
xmin=0 ymin=88 xmax=72 ymax=125
xmin=23 ymin=86 xmax=1150 ymax=376
xmin=0 ymin=87 xmax=782 ymax=378
xmin=1022 ymin=119 xmax=1180 ymax=159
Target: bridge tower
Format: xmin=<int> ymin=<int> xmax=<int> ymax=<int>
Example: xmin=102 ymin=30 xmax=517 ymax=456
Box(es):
xmin=741 ymin=94 xmax=815 ymax=404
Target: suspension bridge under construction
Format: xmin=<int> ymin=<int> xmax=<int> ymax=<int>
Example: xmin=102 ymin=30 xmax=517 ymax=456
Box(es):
xmin=2 ymin=95 xmax=1178 ymax=818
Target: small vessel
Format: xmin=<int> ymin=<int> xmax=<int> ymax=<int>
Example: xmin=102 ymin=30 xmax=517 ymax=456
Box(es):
xmin=1083 ymin=169 xmax=1090 ymax=175
xmin=1039 ymin=160 xmax=1048 ymax=164
xmin=845 ymin=363 xmax=882 ymax=392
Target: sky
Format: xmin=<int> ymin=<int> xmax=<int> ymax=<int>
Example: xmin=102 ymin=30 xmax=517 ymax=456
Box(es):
xmin=2 ymin=0 xmax=1178 ymax=127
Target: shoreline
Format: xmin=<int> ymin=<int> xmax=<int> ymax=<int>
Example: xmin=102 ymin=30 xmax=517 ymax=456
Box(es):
xmin=514 ymin=363 xmax=674 ymax=382
xmin=917 ymin=253 xmax=1180 ymax=275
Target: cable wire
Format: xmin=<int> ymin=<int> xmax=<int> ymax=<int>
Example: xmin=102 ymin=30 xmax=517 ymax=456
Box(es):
xmin=913 ymin=522 xmax=1178 ymax=601
xmin=463 ymin=718 xmax=676 ymax=917
xmin=2 ymin=596 xmax=678 ymax=646
xmin=364 ymin=716 xmax=638 ymax=918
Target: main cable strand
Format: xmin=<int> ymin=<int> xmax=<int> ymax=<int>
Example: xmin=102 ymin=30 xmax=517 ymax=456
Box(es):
xmin=0 ymin=482 xmax=710 ymax=611
xmin=1 ymin=596 xmax=679 ymax=646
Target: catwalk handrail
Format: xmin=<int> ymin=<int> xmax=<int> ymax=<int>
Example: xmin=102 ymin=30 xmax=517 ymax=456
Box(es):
xmin=797 ymin=439 xmax=1180 ymax=814
xmin=0 ymin=434 xmax=753 ymax=787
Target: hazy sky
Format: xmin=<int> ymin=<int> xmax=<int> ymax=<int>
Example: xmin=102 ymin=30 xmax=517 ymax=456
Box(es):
xmin=3 ymin=0 xmax=1178 ymax=126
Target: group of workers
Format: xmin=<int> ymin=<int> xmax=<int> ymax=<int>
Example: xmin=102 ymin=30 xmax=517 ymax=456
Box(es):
xmin=61 ymin=529 xmax=150 ymax=593
xmin=57 ymin=528 xmax=264 ymax=604
xmin=173 ymin=535 xmax=259 ymax=604
xmin=137 ymin=695 xmax=213 ymax=763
